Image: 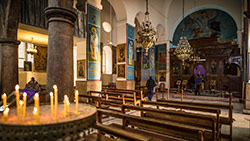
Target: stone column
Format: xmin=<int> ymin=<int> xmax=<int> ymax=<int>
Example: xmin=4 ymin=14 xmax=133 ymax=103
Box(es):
xmin=44 ymin=0 xmax=76 ymax=101
xmin=0 ymin=38 xmax=20 ymax=94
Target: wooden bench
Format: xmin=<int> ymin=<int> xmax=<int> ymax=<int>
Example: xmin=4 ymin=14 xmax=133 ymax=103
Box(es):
xmin=87 ymin=122 xmax=151 ymax=141
xmin=141 ymin=101 xmax=221 ymax=139
xmin=122 ymin=105 xmax=219 ymax=141
xmin=103 ymin=88 xmax=146 ymax=103
xmin=89 ymin=90 xmax=140 ymax=106
xmin=97 ymin=109 xmax=206 ymax=141
xmin=157 ymin=98 xmax=233 ymax=138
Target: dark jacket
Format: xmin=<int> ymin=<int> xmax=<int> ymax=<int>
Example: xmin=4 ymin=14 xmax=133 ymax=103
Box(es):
xmin=146 ymin=78 xmax=156 ymax=89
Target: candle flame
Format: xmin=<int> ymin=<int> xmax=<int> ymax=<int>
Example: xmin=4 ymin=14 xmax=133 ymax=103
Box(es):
xmin=23 ymin=92 xmax=27 ymax=97
xmin=75 ymin=90 xmax=79 ymax=95
xmin=35 ymin=93 xmax=39 ymax=98
xmin=3 ymin=108 xmax=9 ymax=114
xmin=15 ymin=85 xmax=19 ymax=90
xmin=53 ymin=85 xmax=57 ymax=89
xmin=2 ymin=93 xmax=6 ymax=98
xmin=64 ymin=95 xmax=68 ymax=99
xmin=33 ymin=107 xmax=37 ymax=112
xmin=50 ymin=92 xmax=53 ymax=97
xmin=19 ymin=100 xmax=23 ymax=105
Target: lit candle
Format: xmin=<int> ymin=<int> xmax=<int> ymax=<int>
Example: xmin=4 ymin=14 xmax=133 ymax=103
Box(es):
xmin=23 ymin=93 xmax=27 ymax=121
xmin=50 ymin=92 xmax=54 ymax=116
xmin=19 ymin=100 xmax=23 ymax=120
xmin=2 ymin=108 xmax=9 ymax=122
xmin=66 ymin=99 xmax=70 ymax=114
xmin=2 ymin=93 xmax=7 ymax=111
xmin=53 ymin=85 xmax=58 ymax=121
xmin=34 ymin=93 xmax=39 ymax=115
xmin=74 ymin=90 xmax=80 ymax=115
xmin=15 ymin=85 xmax=20 ymax=118
xmin=33 ymin=107 xmax=39 ymax=123
xmin=64 ymin=95 xmax=67 ymax=117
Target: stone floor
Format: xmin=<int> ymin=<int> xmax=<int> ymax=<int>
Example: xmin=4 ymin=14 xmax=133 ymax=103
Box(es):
xmin=101 ymin=93 xmax=250 ymax=141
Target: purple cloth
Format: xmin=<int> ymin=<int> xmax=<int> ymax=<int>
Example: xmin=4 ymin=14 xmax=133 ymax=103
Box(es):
xmin=194 ymin=65 xmax=206 ymax=77
xmin=20 ymin=89 xmax=39 ymax=102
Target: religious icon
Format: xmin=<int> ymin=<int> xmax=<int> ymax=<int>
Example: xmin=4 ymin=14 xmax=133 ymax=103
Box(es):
xmin=150 ymin=48 xmax=155 ymax=69
xmin=210 ymin=60 xmax=218 ymax=74
xmin=159 ymin=72 xmax=166 ymax=81
xmin=90 ymin=27 xmax=98 ymax=61
xmin=128 ymin=41 xmax=133 ymax=65
xmin=117 ymin=44 xmax=125 ymax=62
xmin=117 ymin=64 xmax=125 ymax=78
xmin=172 ymin=63 xmax=180 ymax=75
xmin=24 ymin=61 xmax=32 ymax=71
xmin=77 ymin=60 xmax=85 ymax=78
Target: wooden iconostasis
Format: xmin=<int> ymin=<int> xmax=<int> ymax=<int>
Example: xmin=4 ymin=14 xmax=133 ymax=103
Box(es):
xmin=170 ymin=37 xmax=241 ymax=91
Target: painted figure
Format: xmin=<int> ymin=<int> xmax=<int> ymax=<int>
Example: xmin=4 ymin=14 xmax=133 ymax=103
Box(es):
xmin=129 ymin=41 xmax=133 ymax=65
xmin=90 ymin=27 xmax=98 ymax=61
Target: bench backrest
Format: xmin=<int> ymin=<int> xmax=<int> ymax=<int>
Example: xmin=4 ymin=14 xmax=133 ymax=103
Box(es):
xmin=97 ymin=109 xmax=205 ymax=141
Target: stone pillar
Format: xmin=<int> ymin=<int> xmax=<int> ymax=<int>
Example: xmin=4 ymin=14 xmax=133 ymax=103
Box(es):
xmin=0 ymin=38 xmax=20 ymax=94
xmin=44 ymin=0 xmax=76 ymax=101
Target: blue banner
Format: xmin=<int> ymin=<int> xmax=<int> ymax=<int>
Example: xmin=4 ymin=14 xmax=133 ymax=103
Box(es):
xmin=127 ymin=24 xmax=135 ymax=80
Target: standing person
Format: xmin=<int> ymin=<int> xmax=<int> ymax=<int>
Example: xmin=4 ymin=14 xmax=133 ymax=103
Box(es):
xmin=146 ymin=76 xmax=156 ymax=101
xmin=189 ymin=74 xmax=195 ymax=91
xmin=195 ymin=74 xmax=203 ymax=95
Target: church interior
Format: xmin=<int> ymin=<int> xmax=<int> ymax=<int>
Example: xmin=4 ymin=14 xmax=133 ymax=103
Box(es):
xmin=0 ymin=0 xmax=250 ymax=140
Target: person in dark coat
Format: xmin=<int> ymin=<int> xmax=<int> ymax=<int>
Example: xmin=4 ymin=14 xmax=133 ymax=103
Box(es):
xmin=189 ymin=74 xmax=195 ymax=91
xmin=195 ymin=74 xmax=203 ymax=95
xmin=146 ymin=76 xmax=156 ymax=101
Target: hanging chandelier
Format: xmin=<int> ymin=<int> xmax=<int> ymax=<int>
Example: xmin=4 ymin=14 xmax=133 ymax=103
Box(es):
xmin=174 ymin=0 xmax=193 ymax=65
xmin=136 ymin=0 xmax=157 ymax=54
xmin=26 ymin=37 xmax=38 ymax=55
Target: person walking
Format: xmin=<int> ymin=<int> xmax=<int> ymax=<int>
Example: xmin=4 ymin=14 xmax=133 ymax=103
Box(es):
xmin=146 ymin=76 xmax=156 ymax=101
xmin=195 ymin=74 xmax=203 ymax=95
xmin=189 ymin=74 xmax=195 ymax=91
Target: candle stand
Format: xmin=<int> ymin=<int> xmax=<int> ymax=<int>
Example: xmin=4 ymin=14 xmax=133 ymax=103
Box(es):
xmin=0 ymin=103 xmax=96 ymax=140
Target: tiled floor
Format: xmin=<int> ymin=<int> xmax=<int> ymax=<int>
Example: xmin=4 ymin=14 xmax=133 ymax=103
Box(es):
xmin=102 ymin=93 xmax=250 ymax=141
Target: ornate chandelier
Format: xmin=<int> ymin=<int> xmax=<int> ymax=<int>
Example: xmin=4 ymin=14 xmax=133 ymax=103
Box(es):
xmin=136 ymin=0 xmax=157 ymax=54
xmin=174 ymin=0 xmax=193 ymax=65
xmin=26 ymin=37 xmax=38 ymax=55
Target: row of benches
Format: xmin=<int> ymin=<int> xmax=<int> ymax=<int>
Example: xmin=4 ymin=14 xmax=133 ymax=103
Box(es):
xmin=79 ymin=88 xmax=233 ymax=141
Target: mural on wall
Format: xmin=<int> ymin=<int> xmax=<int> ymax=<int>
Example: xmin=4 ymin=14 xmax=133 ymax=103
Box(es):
xmin=117 ymin=44 xmax=126 ymax=62
xmin=141 ymin=45 xmax=156 ymax=80
xmin=149 ymin=45 xmax=156 ymax=80
xmin=157 ymin=44 xmax=167 ymax=70
xmin=77 ymin=59 xmax=85 ymax=78
xmin=173 ymin=9 xmax=238 ymax=44
xmin=87 ymin=5 xmax=101 ymax=80
xmin=34 ymin=46 xmax=47 ymax=72
xmin=117 ymin=64 xmax=125 ymax=78
xmin=127 ymin=24 xmax=135 ymax=80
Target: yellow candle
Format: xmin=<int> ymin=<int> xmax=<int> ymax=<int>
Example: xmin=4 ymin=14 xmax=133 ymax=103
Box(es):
xmin=23 ymin=93 xmax=27 ymax=121
xmin=2 ymin=93 xmax=7 ymax=111
xmin=15 ymin=85 xmax=20 ymax=118
xmin=64 ymin=95 xmax=67 ymax=117
xmin=53 ymin=85 xmax=58 ymax=121
xmin=34 ymin=93 xmax=39 ymax=115
xmin=33 ymin=107 xmax=39 ymax=123
xmin=75 ymin=90 xmax=80 ymax=115
xmin=19 ymin=100 xmax=23 ymax=119
xmin=50 ymin=92 xmax=54 ymax=116
xmin=2 ymin=108 xmax=9 ymax=122
xmin=66 ymin=99 xmax=70 ymax=114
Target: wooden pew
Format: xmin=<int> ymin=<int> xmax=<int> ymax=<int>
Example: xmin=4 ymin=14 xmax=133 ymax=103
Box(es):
xmin=97 ymin=109 xmax=206 ymax=141
xmin=122 ymin=105 xmax=218 ymax=141
xmin=141 ymin=101 xmax=221 ymax=139
xmin=87 ymin=122 xmax=151 ymax=141
xmin=103 ymin=88 xmax=146 ymax=103
xmin=157 ymin=98 xmax=233 ymax=138
xmin=89 ymin=90 xmax=140 ymax=106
